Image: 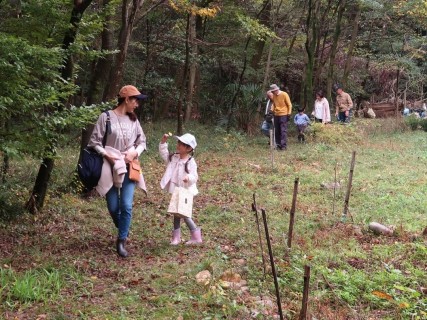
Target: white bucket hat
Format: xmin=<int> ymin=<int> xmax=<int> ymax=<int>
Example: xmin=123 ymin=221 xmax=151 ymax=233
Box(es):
xmin=175 ymin=133 xmax=197 ymax=149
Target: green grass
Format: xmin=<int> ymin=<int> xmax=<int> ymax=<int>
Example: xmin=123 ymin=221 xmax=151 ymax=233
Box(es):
xmin=0 ymin=118 xmax=426 ymax=319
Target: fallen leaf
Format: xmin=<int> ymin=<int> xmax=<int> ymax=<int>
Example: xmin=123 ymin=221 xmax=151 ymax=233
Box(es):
xmin=372 ymin=290 xmax=393 ymax=300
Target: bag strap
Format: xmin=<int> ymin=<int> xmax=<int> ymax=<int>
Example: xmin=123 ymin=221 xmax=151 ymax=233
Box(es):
xmin=101 ymin=111 xmax=111 ymax=148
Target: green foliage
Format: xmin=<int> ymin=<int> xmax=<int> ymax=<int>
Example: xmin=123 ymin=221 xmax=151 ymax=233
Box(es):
xmin=236 ymin=13 xmax=277 ymax=41
xmin=219 ymin=83 xmax=264 ymax=133
xmin=1 ymin=120 xmax=427 ymax=318
xmin=404 ymin=115 xmax=421 ymax=130
xmin=1 ymin=267 xmax=64 ymax=305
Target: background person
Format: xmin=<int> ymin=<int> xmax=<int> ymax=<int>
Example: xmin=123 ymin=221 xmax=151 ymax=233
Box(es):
xmin=261 ymin=99 xmax=274 ymax=141
xmin=334 ymin=84 xmax=353 ymax=123
xmin=294 ymin=107 xmax=311 ymax=143
xmin=266 ymin=84 xmax=292 ymax=151
xmin=88 ymin=85 xmax=147 ymax=258
xmin=312 ymin=89 xmax=331 ymax=124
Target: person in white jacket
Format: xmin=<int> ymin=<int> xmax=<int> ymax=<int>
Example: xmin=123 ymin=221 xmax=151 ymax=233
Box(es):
xmin=312 ymin=89 xmax=331 ymax=124
xmin=88 ymin=85 xmax=147 ymax=258
xmin=159 ymin=133 xmax=202 ymax=245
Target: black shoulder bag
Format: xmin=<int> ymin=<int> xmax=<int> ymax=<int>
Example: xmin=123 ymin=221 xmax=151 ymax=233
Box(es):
xmin=77 ymin=111 xmax=111 ymax=190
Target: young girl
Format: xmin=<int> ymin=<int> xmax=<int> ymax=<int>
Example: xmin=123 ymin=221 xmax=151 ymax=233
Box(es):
xmin=159 ymin=133 xmax=202 ymax=245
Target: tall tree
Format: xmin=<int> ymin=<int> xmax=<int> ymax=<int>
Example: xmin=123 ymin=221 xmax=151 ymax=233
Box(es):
xmin=104 ymin=0 xmax=145 ymax=100
xmin=27 ymin=0 xmax=93 ymax=213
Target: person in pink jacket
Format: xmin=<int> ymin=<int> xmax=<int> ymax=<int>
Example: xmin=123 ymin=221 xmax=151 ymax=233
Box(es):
xmin=159 ymin=133 xmax=202 ymax=245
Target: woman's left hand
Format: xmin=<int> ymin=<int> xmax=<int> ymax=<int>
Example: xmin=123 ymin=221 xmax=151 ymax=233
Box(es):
xmin=124 ymin=150 xmax=138 ymax=163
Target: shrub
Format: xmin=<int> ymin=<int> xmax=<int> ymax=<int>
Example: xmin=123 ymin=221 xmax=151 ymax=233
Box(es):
xmin=404 ymin=116 xmax=420 ymax=131
xmin=419 ymin=118 xmax=427 ymax=132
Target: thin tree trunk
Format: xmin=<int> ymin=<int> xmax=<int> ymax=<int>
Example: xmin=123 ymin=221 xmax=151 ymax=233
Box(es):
xmin=176 ymin=14 xmax=191 ymax=135
xmin=343 ymin=3 xmax=360 ymax=87
xmin=185 ymin=13 xmax=197 ymax=122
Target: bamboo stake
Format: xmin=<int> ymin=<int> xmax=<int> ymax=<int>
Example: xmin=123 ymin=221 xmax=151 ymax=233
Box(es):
xmin=270 ymin=128 xmax=274 ymax=167
xmin=287 ymin=177 xmax=299 ymax=249
xmin=251 ymin=193 xmax=266 ymax=278
xmin=341 ymin=151 xmax=356 ymax=222
xmin=299 ymin=265 xmax=311 ymax=320
xmin=261 ymin=209 xmax=284 ymax=320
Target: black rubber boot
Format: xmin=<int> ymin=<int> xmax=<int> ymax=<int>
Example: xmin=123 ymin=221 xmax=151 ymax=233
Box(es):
xmin=116 ymin=238 xmax=128 ymax=258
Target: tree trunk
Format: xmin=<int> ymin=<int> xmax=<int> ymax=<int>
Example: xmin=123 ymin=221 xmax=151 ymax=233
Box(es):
xmin=250 ymin=0 xmax=271 ymax=70
xmin=27 ymin=0 xmax=93 ymax=214
xmin=87 ymin=0 xmax=114 ymax=105
xmin=176 ymin=14 xmax=191 ymax=135
xmin=61 ymin=0 xmax=94 ymax=82
xmin=185 ymin=13 xmax=197 ymax=122
xmin=104 ymin=0 xmax=145 ymax=100
xmin=326 ymin=0 xmax=346 ymax=105
xmin=26 ymin=157 xmax=54 ymax=214
xmin=343 ymin=3 xmax=360 ymax=87
xmin=395 ymin=68 xmax=400 ymax=117
xmin=302 ymin=0 xmax=319 ymax=112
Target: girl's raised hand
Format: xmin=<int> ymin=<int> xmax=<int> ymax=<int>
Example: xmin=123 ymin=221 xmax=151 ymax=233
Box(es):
xmin=161 ymin=132 xmax=173 ymax=144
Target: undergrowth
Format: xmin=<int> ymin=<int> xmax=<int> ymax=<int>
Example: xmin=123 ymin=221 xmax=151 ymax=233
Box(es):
xmin=0 ymin=118 xmax=426 ymax=319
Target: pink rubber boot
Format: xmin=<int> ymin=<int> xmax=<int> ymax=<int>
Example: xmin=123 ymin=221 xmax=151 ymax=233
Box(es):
xmin=185 ymin=228 xmax=202 ymax=245
xmin=170 ymin=229 xmax=181 ymax=245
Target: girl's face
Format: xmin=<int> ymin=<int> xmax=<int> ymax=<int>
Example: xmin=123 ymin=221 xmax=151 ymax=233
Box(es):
xmin=316 ymin=94 xmax=321 ymax=100
xmin=176 ymin=141 xmax=192 ymax=156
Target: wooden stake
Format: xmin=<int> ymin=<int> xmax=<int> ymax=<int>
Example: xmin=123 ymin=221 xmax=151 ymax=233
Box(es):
xmin=342 ymin=151 xmax=356 ymax=222
xmin=252 ymin=193 xmax=266 ymax=278
xmin=299 ymin=265 xmax=311 ymax=320
xmin=287 ymin=177 xmax=299 ymax=249
xmin=332 ymin=162 xmax=338 ymax=216
xmin=261 ymin=209 xmax=284 ymax=320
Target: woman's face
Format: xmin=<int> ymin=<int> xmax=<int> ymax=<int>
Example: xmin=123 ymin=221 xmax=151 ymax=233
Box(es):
xmin=125 ymin=97 xmax=139 ymax=113
xmin=316 ymin=94 xmax=321 ymax=100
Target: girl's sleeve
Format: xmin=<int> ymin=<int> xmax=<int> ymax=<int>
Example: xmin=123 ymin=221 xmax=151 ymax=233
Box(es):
xmin=159 ymin=142 xmax=169 ymax=163
xmin=186 ymin=159 xmax=198 ymax=186
xmin=87 ymin=113 xmax=108 ymax=156
xmin=134 ymin=120 xmax=147 ymax=156
xmin=293 ymin=114 xmax=298 ymax=124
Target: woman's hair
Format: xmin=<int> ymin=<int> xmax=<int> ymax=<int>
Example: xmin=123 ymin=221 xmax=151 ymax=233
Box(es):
xmin=116 ymin=96 xmax=138 ymax=122
xmin=316 ymin=90 xmax=325 ymax=99
xmin=168 ymin=148 xmax=194 ymax=174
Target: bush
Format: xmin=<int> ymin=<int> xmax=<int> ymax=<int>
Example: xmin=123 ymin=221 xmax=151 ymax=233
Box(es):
xmin=404 ymin=116 xmax=420 ymax=131
xmin=420 ymin=118 xmax=427 ymax=132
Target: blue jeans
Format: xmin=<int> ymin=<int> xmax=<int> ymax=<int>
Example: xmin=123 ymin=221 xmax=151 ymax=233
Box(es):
xmin=338 ymin=110 xmax=352 ymax=123
xmin=106 ymin=171 xmax=136 ymax=240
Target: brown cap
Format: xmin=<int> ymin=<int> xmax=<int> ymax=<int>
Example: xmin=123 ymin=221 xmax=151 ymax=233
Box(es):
xmin=118 ymin=85 xmax=148 ymax=100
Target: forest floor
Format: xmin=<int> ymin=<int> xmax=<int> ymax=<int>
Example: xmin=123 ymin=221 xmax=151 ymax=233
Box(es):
xmin=0 ymin=118 xmax=426 ymax=319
